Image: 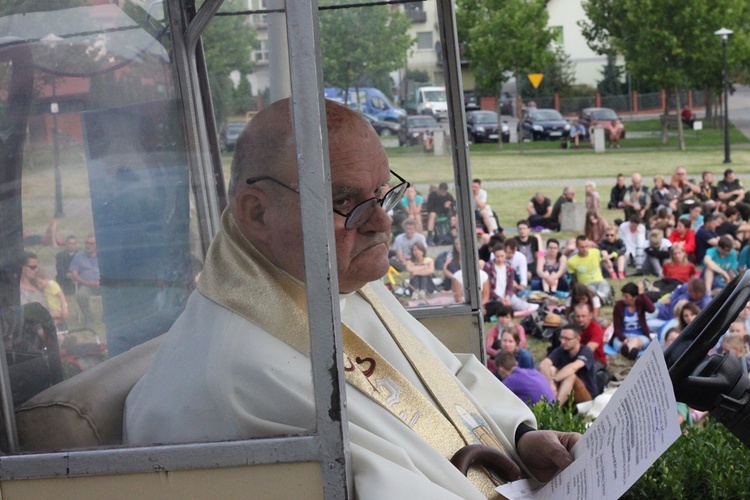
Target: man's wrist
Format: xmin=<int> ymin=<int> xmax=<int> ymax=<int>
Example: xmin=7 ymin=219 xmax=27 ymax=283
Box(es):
xmin=515 ymin=422 xmax=536 ymax=448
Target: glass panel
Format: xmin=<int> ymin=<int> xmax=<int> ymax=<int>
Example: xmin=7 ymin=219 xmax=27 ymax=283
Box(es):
xmin=0 ymin=0 xmax=199 ymax=446
xmin=318 ymin=0 xmax=473 ymax=311
xmin=198 ymin=0 xmax=320 ymax=441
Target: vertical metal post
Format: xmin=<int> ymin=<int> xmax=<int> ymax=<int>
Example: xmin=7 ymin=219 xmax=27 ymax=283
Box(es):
xmin=52 ymin=79 xmax=64 ymax=217
xmin=722 ymin=37 xmax=731 ymax=164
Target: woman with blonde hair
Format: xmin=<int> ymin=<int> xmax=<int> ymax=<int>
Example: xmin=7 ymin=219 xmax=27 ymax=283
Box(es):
xmin=585 ymin=181 xmax=601 ymax=214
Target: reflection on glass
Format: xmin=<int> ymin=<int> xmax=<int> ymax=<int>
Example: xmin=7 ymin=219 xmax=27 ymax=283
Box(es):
xmin=0 ymin=1 xmax=198 ymax=397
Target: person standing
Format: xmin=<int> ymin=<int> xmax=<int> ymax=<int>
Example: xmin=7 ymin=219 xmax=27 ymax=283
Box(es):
xmin=68 ymin=235 xmax=101 ymax=326
xmin=55 ymin=235 xmax=78 ymax=296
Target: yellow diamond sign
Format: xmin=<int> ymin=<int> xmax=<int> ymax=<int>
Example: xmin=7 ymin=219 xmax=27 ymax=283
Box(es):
xmin=528 ymin=73 xmax=544 ymax=89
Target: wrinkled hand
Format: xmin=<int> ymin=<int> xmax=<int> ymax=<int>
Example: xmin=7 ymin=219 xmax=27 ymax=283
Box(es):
xmin=516 ymin=430 xmax=580 ymax=482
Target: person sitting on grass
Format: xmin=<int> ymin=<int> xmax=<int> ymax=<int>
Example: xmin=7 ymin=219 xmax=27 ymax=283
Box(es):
xmin=497 ymin=324 xmax=534 ymax=369
xmin=406 ymin=241 xmax=435 ymax=298
xmin=566 ymin=235 xmax=612 ymax=305
xmin=662 ymin=243 xmax=697 ymax=284
xmin=584 ymin=210 xmax=608 ymax=248
xmin=702 ymin=234 xmax=738 ymax=294
xmin=496 ymin=352 xmax=557 ymax=406
xmin=668 ymin=218 xmax=697 ymax=262
xmin=485 ymin=305 xmax=526 ymax=369
xmin=540 ymin=324 xmax=599 ymax=407
xmin=483 ymin=244 xmax=538 ymax=317
xmin=598 ymin=227 xmax=627 ymax=279
xmin=642 ymin=228 xmax=672 ymax=277
xmin=610 ymin=282 xmax=655 ymax=360
xmin=536 ymin=238 xmax=567 ymax=293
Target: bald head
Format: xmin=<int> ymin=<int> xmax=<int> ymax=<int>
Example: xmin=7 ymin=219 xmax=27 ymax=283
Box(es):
xmin=228 ymin=98 xmax=374 ymax=200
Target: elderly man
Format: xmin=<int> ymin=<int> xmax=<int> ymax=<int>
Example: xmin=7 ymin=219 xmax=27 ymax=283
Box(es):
xmin=124 ymin=99 xmax=578 ymax=498
xmin=623 ymin=172 xmax=650 ymax=221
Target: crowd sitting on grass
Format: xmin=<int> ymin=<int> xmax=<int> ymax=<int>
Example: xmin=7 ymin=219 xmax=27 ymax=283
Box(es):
xmin=385 ymin=168 xmax=750 ymax=417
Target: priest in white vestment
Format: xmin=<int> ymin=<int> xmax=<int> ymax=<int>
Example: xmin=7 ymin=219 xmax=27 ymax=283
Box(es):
xmin=124 ymin=99 xmax=579 ymax=499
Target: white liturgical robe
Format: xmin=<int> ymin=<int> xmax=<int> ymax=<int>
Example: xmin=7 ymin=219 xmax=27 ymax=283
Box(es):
xmin=125 ymin=281 xmax=535 ymax=499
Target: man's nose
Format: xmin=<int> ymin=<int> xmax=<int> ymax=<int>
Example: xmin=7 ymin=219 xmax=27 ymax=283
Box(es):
xmin=359 ymin=204 xmax=391 ymax=233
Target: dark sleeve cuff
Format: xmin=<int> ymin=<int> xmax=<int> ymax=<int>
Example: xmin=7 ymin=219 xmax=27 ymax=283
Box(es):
xmin=515 ymin=422 xmax=536 ymax=447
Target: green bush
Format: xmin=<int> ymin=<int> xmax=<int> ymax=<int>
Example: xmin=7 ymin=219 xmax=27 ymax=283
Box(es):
xmin=530 ymin=403 xmax=750 ymax=498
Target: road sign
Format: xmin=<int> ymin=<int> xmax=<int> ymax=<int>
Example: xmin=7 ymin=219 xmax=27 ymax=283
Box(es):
xmin=528 ymin=73 xmax=544 ymax=89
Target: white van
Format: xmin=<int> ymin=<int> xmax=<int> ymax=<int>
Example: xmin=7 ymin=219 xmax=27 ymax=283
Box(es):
xmin=415 ymin=86 xmax=447 ymax=121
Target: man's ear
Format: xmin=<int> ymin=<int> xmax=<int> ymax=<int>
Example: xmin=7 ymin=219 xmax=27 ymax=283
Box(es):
xmin=234 ymin=188 xmax=272 ymax=244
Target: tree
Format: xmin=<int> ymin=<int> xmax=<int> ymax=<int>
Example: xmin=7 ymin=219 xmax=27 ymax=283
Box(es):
xmin=518 ymin=46 xmax=576 ymax=98
xmin=319 ymin=1 xmax=412 ymax=100
xmin=457 ymin=0 xmax=554 ymax=94
xmin=580 ymin=0 xmax=750 ymax=149
xmin=457 ymin=0 xmax=554 ymax=149
xmin=201 ymin=0 xmax=256 ymax=126
xmin=597 ymin=54 xmax=625 ymax=96
xmin=232 ymin=76 xmax=255 ymax=114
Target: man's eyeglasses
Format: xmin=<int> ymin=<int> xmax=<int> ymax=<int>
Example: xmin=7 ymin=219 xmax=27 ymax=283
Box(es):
xmin=559 ymin=336 xmax=576 ymax=342
xmin=25 ymin=265 xmax=38 ymax=270
xmin=246 ymin=170 xmax=410 ymax=230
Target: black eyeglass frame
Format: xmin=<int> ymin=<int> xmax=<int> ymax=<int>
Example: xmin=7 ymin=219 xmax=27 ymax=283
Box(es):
xmin=246 ymin=169 xmax=410 ymax=230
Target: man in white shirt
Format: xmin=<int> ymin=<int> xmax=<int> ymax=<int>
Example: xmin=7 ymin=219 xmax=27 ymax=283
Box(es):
xmin=472 ymin=178 xmax=499 ymax=234
xmin=125 ymin=98 xmax=578 ymax=498
xmin=504 ymin=239 xmax=528 ymax=290
xmin=390 ymin=217 xmax=426 ymax=264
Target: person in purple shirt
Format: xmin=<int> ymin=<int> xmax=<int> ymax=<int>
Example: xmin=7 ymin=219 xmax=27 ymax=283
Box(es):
xmin=658 ymin=278 xmax=711 ymax=320
xmin=496 ymin=351 xmax=557 ymax=405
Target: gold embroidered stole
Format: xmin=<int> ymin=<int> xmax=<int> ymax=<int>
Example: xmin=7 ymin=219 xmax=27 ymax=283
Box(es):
xmin=198 ymin=211 xmax=507 ymax=497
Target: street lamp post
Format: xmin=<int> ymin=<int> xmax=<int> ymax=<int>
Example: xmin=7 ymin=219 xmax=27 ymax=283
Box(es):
xmin=715 ymin=27 xmax=733 ymax=164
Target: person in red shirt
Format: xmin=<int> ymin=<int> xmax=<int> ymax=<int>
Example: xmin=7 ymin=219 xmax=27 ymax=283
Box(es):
xmin=574 ymin=302 xmax=606 ymax=366
xmin=668 ymin=218 xmax=696 ymax=262
xmin=662 ymin=244 xmax=697 ymax=283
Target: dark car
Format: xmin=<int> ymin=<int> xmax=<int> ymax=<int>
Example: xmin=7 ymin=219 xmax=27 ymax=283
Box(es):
xmin=579 ymin=107 xmax=626 ymax=140
xmin=466 ymin=110 xmax=510 ymax=144
xmin=398 ymin=115 xmax=440 ymax=146
xmin=499 ymin=92 xmax=514 ymax=116
xmin=361 ymin=112 xmax=401 ymax=137
xmin=219 ymin=121 xmax=246 ymax=152
xmin=463 ymin=91 xmax=480 ymax=111
xmin=518 ymin=108 xmax=570 ymax=141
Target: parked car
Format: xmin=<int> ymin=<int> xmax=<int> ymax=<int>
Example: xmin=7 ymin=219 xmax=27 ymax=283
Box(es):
xmin=466 ymin=110 xmax=510 ymax=143
xmin=219 ymin=121 xmax=246 ymax=152
xmin=518 ymin=108 xmax=571 ymax=141
xmin=361 ymin=112 xmax=401 ymax=137
xmin=463 ymin=91 xmax=480 ymax=111
xmin=499 ymin=92 xmax=514 ymax=116
xmin=578 ymin=107 xmax=626 ymax=140
xmin=398 ymin=115 xmax=440 ymax=146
